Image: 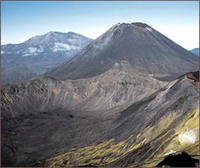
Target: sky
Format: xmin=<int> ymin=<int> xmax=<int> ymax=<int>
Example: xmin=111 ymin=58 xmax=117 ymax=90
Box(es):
xmin=1 ymin=1 xmax=199 ymax=50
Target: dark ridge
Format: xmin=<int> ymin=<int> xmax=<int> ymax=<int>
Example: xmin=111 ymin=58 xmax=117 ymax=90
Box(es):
xmin=156 ymin=152 xmax=199 ymax=167
xmin=192 ymin=71 xmax=199 ymax=80
xmin=186 ymin=71 xmax=199 ymax=81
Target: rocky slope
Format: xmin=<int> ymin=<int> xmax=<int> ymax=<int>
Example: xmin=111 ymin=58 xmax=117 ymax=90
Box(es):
xmin=1 ymin=66 xmax=199 ymax=167
xmin=2 ymin=71 xmax=199 ymax=166
xmin=2 ymin=61 xmax=167 ymax=166
xmin=1 ymin=32 xmax=92 ymax=83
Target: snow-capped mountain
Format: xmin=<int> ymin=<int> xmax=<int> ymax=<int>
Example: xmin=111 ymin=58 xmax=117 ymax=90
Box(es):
xmin=1 ymin=32 xmax=92 ymax=83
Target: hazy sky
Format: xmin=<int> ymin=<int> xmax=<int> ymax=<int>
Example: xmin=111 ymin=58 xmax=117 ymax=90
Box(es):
xmin=2 ymin=1 xmax=199 ymax=49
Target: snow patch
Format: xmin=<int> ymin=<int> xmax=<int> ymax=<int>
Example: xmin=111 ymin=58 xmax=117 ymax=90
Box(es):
xmin=148 ymin=73 xmax=154 ymax=77
xmin=146 ymin=27 xmax=152 ymax=32
xmin=23 ymin=47 xmax=39 ymax=56
xmin=178 ymin=129 xmax=198 ymax=144
xmin=23 ymin=53 xmax=31 ymax=56
xmin=37 ymin=46 xmax=44 ymax=52
xmin=164 ymin=150 xmax=176 ymax=156
xmin=52 ymin=42 xmax=79 ymax=52
xmin=28 ymin=47 xmax=37 ymax=53
xmin=1 ymin=51 xmax=4 ymax=54
xmin=68 ymin=38 xmax=80 ymax=44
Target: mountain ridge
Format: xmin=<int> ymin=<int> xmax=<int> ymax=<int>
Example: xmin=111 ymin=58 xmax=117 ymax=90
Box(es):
xmin=2 ymin=31 xmax=93 ymax=83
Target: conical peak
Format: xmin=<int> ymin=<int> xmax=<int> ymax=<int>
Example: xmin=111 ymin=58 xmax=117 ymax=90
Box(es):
xmin=113 ymin=22 xmax=151 ymax=28
xmin=112 ymin=22 xmax=133 ymax=30
xmin=46 ymin=21 xmax=198 ymax=81
xmin=94 ymin=22 xmax=154 ymax=49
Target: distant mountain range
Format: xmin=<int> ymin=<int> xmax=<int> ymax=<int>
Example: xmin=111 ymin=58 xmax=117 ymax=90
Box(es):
xmin=190 ymin=48 xmax=199 ymax=56
xmin=1 ymin=32 xmax=92 ymax=83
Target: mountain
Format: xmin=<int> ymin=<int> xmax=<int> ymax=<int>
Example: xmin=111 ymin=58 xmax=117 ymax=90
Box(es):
xmin=1 ymin=22 xmax=199 ymax=167
xmin=1 ymin=32 xmax=92 ymax=83
xmin=46 ymin=23 xmax=198 ymax=81
xmin=190 ymin=48 xmax=199 ymax=56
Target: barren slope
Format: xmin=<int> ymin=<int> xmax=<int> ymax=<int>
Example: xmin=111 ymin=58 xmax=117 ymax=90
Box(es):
xmin=1 ymin=61 xmax=166 ymax=165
